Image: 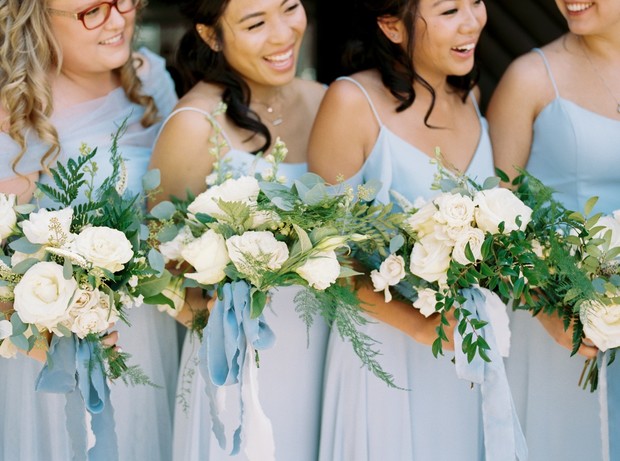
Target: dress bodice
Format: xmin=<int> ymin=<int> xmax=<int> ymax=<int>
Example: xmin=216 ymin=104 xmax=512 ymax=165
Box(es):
xmin=341 ymin=77 xmax=495 ymax=206
xmin=527 ymin=48 xmax=620 ymax=215
xmin=1 ymin=48 xmax=178 ymax=199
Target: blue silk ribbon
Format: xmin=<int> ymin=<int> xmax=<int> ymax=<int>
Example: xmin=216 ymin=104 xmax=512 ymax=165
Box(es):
xmin=454 ymin=287 xmax=528 ymax=461
xmin=35 ymin=335 xmax=118 ymax=461
xmin=199 ymin=281 xmax=276 ymax=459
xmin=601 ymin=349 xmax=620 ymax=461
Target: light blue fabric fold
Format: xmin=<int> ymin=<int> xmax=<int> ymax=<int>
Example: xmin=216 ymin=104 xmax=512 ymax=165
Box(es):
xmin=454 ymin=287 xmax=528 ymax=461
xmin=608 ymin=351 xmax=620 ymax=461
xmin=199 ymin=281 xmax=276 ymax=456
xmin=35 ymin=335 xmax=119 ymax=461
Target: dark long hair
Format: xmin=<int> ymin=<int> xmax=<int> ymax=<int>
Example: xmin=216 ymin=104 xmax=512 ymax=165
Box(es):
xmin=344 ymin=0 xmax=479 ymax=126
xmin=176 ymin=0 xmax=271 ymax=154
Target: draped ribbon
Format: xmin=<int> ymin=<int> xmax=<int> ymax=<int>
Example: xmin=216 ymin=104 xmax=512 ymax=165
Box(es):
xmin=198 ymin=281 xmax=276 ymax=461
xmin=35 ymin=335 xmax=118 ymax=461
xmin=454 ymin=287 xmax=528 ymax=461
xmin=607 ymin=348 xmax=620 ymax=461
xmin=600 ymin=350 xmax=611 ymax=461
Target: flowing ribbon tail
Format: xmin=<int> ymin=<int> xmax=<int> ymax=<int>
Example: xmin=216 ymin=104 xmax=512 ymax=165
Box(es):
xmin=600 ymin=350 xmax=611 ymax=461
xmin=35 ymin=335 xmax=118 ymax=461
xmin=199 ymin=281 xmax=276 ymax=457
xmin=75 ymin=340 xmax=118 ymax=461
xmin=607 ymin=349 xmax=620 ymax=461
xmin=454 ymin=288 xmax=528 ymax=461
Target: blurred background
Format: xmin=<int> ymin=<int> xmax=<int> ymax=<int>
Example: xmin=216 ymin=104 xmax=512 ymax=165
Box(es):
xmin=139 ymin=0 xmax=568 ymax=110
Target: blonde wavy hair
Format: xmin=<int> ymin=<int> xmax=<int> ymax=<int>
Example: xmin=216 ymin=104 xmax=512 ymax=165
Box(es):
xmin=0 ymin=0 xmax=159 ymax=175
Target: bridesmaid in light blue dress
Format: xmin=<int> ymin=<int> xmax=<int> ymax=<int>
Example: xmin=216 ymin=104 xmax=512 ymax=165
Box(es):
xmin=488 ymin=3 xmax=620 ymax=459
xmin=0 ymin=1 xmax=178 ymax=459
xmin=149 ymin=1 xmax=328 ymax=460
xmin=308 ymin=0 xmax=498 ymax=459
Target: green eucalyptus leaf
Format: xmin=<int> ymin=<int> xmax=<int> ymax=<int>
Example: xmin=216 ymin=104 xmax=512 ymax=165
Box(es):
xmin=12 ymin=258 xmax=40 ymax=275
xmin=482 ymin=176 xmax=501 ymax=190
xmin=10 ymin=334 xmax=29 ymax=351
xmin=583 ymin=196 xmax=599 ymax=217
xmin=142 ymin=169 xmax=161 ymax=191
xmin=150 ymin=201 xmax=177 ymax=220
xmin=9 ymin=238 xmax=42 ymax=255
xmin=147 ymin=249 xmax=166 ymax=277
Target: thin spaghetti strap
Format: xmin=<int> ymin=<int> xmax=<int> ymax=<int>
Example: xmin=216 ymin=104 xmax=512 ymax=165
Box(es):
xmin=532 ymin=48 xmax=560 ymax=98
xmin=336 ymin=76 xmax=384 ymax=127
xmin=468 ymin=92 xmax=483 ymax=119
xmin=157 ymin=106 xmax=234 ymax=147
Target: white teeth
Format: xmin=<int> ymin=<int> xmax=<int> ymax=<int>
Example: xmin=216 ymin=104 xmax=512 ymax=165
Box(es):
xmin=566 ymin=2 xmax=593 ymax=12
xmin=99 ymin=34 xmax=122 ymax=45
xmin=453 ymin=43 xmax=475 ymax=52
xmin=265 ymin=49 xmax=293 ymax=62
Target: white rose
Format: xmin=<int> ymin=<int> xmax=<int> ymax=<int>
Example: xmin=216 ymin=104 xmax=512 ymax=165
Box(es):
xmin=188 ymin=176 xmax=260 ymax=217
xmin=71 ymin=307 xmax=114 ymax=338
xmin=434 ymin=193 xmax=475 ymax=229
xmin=0 ymin=337 xmax=17 ymax=359
xmin=159 ymin=226 xmax=194 ymax=263
xmin=474 ymin=188 xmax=532 ymax=234
xmin=182 ymin=229 xmax=230 ymax=285
xmin=580 ymin=300 xmax=620 ymax=351
xmin=595 ymin=216 xmax=620 ymax=251
xmin=413 ymin=288 xmax=439 ymax=317
xmin=0 ymin=193 xmax=17 ymax=240
xmin=409 ymin=234 xmax=452 ymax=284
xmin=226 ymin=231 xmax=289 ymax=277
xmin=452 ymin=227 xmax=485 ymax=265
xmin=296 ymin=250 xmax=341 ymax=290
xmin=13 ymin=261 xmax=78 ymax=330
xmin=0 ymin=319 xmax=12 ymax=339
xmin=404 ymin=202 xmax=437 ymax=237
xmin=370 ymin=254 xmax=406 ymax=303
xmin=74 ymin=226 xmax=133 ymax=273
xmin=22 ymin=208 xmax=74 ymax=245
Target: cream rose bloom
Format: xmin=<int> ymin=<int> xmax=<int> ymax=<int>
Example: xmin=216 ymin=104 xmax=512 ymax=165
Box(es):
xmin=474 ymin=189 xmax=532 ymax=234
xmin=452 ymin=227 xmax=485 ymax=265
xmin=73 ymin=226 xmax=133 ymax=273
xmin=370 ymin=254 xmax=406 ymax=302
xmin=188 ymin=176 xmax=261 ymax=217
xmin=434 ymin=193 xmax=475 ymax=229
xmin=159 ymin=226 xmax=194 ymax=263
xmin=296 ymin=250 xmax=341 ymax=290
xmin=409 ymin=234 xmax=452 ymax=283
xmin=13 ymin=261 xmax=78 ymax=330
xmin=69 ymin=289 xmax=119 ymax=338
xmin=405 ymin=202 xmax=437 ymax=237
xmin=182 ymin=229 xmax=230 ymax=285
xmin=22 ymin=207 xmax=74 ymax=245
xmin=413 ymin=288 xmax=439 ymax=317
xmin=0 ymin=193 xmax=17 ymax=240
xmin=226 ymin=231 xmax=289 ymax=277
xmin=580 ymin=300 xmax=620 ymax=351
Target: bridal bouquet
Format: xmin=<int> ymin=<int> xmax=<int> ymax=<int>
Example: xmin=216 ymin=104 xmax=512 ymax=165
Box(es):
xmin=149 ymin=134 xmax=399 ymax=459
xmin=0 ymin=136 xmax=168 ymax=382
xmin=366 ymin=158 xmax=547 ymax=361
xmin=512 ymin=171 xmax=620 ymax=390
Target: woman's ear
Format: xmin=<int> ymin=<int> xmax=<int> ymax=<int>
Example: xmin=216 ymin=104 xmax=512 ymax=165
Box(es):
xmin=196 ymin=24 xmax=222 ymax=52
xmin=377 ymin=15 xmax=405 ymax=44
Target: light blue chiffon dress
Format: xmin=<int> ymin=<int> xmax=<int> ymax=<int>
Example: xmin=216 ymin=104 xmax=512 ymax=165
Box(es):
xmin=318 ymin=77 xmax=493 ymax=461
xmin=0 ymin=48 xmax=179 ymax=461
xmin=167 ymin=107 xmax=329 ymax=461
xmin=505 ymin=48 xmax=620 ymax=461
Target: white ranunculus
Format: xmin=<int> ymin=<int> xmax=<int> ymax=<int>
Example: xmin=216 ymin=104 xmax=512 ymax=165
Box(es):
xmin=452 ymin=227 xmax=485 ymax=265
xmin=580 ymin=300 xmax=620 ymax=351
xmin=434 ymin=193 xmax=475 ymax=229
xmin=13 ymin=261 xmax=78 ymax=330
xmin=22 ymin=208 xmax=74 ymax=245
xmin=182 ymin=229 xmax=230 ymax=285
xmin=413 ymin=288 xmax=439 ymax=317
xmin=0 ymin=319 xmax=12 ymax=339
xmin=405 ymin=202 xmax=437 ymax=237
xmin=0 ymin=193 xmax=17 ymax=240
xmin=188 ymin=176 xmax=261 ymax=217
xmin=226 ymin=231 xmax=289 ymax=277
xmin=594 ymin=216 xmax=620 ymax=252
xmin=74 ymin=226 xmax=133 ymax=273
xmin=409 ymin=234 xmax=452 ymax=284
xmin=370 ymin=254 xmax=406 ymax=303
xmin=159 ymin=226 xmax=194 ymax=263
xmin=474 ymin=188 xmax=532 ymax=234
xmin=296 ymin=250 xmax=341 ymax=290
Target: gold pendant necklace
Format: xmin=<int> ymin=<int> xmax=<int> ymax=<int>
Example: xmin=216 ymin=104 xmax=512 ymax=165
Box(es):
xmin=580 ymin=38 xmax=620 ymax=114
